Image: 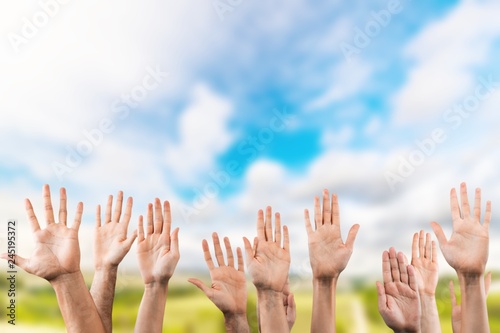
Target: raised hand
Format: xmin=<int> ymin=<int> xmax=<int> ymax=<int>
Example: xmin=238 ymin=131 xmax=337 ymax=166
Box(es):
xmin=411 ymin=231 xmax=440 ymax=333
xmin=135 ymin=198 xmax=180 ymax=333
xmin=2 ymin=185 xmax=82 ymax=281
xmin=90 ymin=191 xmax=137 ymax=333
xmin=188 ymin=233 xmax=249 ymax=333
xmin=431 ymin=182 xmax=491 ymax=275
xmin=93 ymin=191 xmax=137 ymax=269
xmin=306 ymin=189 xmax=359 ymax=333
xmin=244 ymin=206 xmax=290 ymax=333
xmin=376 ymin=248 xmax=421 ymax=333
xmin=137 ymin=198 xmax=180 ymax=285
xmin=243 ymin=206 xmax=290 ymax=292
xmin=305 ymin=189 xmax=359 ymax=279
xmin=0 ymin=184 xmax=105 ymax=332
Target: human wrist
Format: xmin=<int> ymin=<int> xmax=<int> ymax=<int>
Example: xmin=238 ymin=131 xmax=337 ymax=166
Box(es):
xmin=49 ymin=271 xmax=84 ymax=287
xmin=224 ymin=313 xmax=249 ymax=333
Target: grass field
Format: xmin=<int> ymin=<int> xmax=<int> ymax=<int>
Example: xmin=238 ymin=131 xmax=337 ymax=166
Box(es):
xmin=1 ymin=272 xmax=499 ymax=332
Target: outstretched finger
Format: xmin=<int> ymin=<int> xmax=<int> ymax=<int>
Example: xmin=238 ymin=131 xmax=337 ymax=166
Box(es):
xmin=137 ymin=216 xmax=145 ymax=242
xmin=474 ymin=188 xmax=482 ymax=222
xmin=43 ymin=184 xmax=55 ymax=225
xmin=0 ymin=253 xmax=29 ymax=273
xmin=322 ymin=189 xmax=331 ymax=225
xmin=188 ymin=278 xmax=212 ymax=297
xmin=236 ymin=247 xmax=244 ymax=272
xmin=425 ymin=233 xmax=432 ymax=260
xmin=283 ymin=225 xmax=290 ymax=252
xmin=345 ymin=224 xmax=359 ymax=251
xmin=122 ymin=197 xmax=133 ymax=229
xmin=331 ymin=193 xmax=340 ymax=227
xmin=398 ymin=252 xmax=408 ymax=284
xmin=112 ymin=191 xmax=124 ymax=223
xmin=202 ymin=239 xmax=215 ymax=270
xmin=170 ymin=228 xmax=180 ymax=256
xmin=146 ymin=203 xmax=154 ymax=235
xmin=163 ymin=201 xmax=172 ymax=237
xmin=224 ymin=237 xmax=235 ymax=268
xmin=389 ymin=247 xmax=400 ymax=282
xmin=265 ymin=206 xmax=273 ymax=242
xmin=411 ymin=232 xmax=419 ymax=259
xmin=71 ymin=202 xmax=83 ymax=231
xmin=431 ymin=241 xmax=438 ymax=264
xmin=212 ymin=233 xmax=225 ymax=267
xmin=314 ymin=196 xmax=321 ymax=229
xmin=431 ymin=222 xmax=448 ymax=247
xmin=104 ymin=195 xmax=113 ymax=224
xmin=153 ymin=198 xmax=162 ymax=234
xmin=419 ymin=230 xmax=425 ymax=258
xmin=450 ymin=188 xmax=461 ymax=223
xmin=376 ymin=281 xmax=387 ymax=311
xmin=243 ymin=237 xmax=254 ymax=265
xmin=275 ymin=212 xmax=282 ymax=245
xmin=460 ymin=182 xmax=471 ymax=219
xmin=304 ymin=209 xmax=314 ymax=236
xmin=382 ymin=251 xmax=392 ymax=283
xmin=407 ymin=265 xmax=418 ymax=291
xmin=95 ymin=205 xmax=102 ymax=228
xmin=25 ymin=199 xmax=41 ymax=232
xmin=484 ymin=201 xmax=492 ymax=229
xmin=59 ymin=187 xmax=67 ymax=226
xmin=257 ymin=209 xmax=265 ymax=240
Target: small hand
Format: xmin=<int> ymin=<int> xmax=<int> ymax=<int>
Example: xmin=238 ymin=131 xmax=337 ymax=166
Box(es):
xmin=411 ymin=230 xmax=438 ymax=296
xmin=1 ymin=185 xmax=82 ymax=281
xmin=376 ymin=248 xmax=421 ymax=333
xmin=305 ymin=189 xmax=359 ymax=279
xmin=244 ymin=206 xmax=290 ymax=292
xmin=431 ymin=183 xmax=491 ymax=275
xmin=94 ymin=191 xmax=137 ymax=270
xmin=188 ymin=233 xmax=247 ymax=315
xmin=136 ymin=199 xmax=179 ymax=285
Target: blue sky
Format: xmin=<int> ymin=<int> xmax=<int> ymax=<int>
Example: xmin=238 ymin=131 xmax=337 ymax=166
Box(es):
xmin=1 ymin=0 xmax=500 ymax=277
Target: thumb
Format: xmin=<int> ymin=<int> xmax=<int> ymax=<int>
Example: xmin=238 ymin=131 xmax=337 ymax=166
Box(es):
xmin=431 ymin=222 xmax=448 ymax=247
xmin=345 ymin=224 xmax=360 ymax=250
xmin=188 ymin=278 xmax=211 ymax=296
xmin=1 ymin=253 xmax=29 ymax=272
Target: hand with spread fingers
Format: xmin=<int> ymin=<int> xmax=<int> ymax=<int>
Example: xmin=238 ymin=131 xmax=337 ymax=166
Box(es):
xmin=376 ymin=248 xmax=421 ymax=333
xmin=411 ymin=231 xmax=440 ymax=333
xmin=188 ymin=233 xmax=249 ymax=333
xmin=431 ymin=183 xmax=491 ymax=333
xmin=244 ymin=206 xmax=290 ymax=333
xmin=90 ymin=191 xmax=137 ymax=333
xmin=0 ymin=184 xmax=105 ymax=333
xmin=135 ymin=198 xmax=180 ymax=333
xmin=305 ymin=189 xmax=359 ymax=333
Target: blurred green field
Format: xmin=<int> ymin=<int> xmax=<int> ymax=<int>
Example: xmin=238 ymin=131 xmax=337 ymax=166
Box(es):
xmin=1 ymin=271 xmax=499 ymax=332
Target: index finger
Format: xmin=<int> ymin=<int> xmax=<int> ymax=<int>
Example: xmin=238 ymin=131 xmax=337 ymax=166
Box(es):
xmin=202 ymin=239 xmax=215 ymax=270
xmin=43 ymin=184 xmax=55 ymax=225
xmin=257 ymin=209 xmax=265 ymax=240
xmin=382 ymin=251 xmax=392 ymax=284
xmin=25 ymin=198 xmax=41 ymax=232
xmin=59 ymin=187 xmax=67 ymax=226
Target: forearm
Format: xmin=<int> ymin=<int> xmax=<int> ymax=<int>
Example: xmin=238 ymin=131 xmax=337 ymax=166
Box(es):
xmin=224 ymin=313 xmax=250 ymax=333
xmin=419 ymin=294 xmax=441 ymax=333
xmin=257 ymin=289 xmax=288 ymax=333
xmin=90 ymin=267 xmax=118 ymax=333
xmin=134 ymin=283 xmax=168 ymax=333
xmin=458 ymin=273 xmax=489 ymax=333
xmin=311 ymin=277 xmax=337 ymax=333
xmin=50 ymin=271 xmax=106 ymax=333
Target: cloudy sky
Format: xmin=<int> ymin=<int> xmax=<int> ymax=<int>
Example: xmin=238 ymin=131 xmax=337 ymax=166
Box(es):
xmin=0 ymin=0 xmax=499 ymax=280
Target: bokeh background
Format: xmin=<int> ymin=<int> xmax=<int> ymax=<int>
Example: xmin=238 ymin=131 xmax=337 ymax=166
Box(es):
xmin=1 ymin=0 xmax=500 ymax=331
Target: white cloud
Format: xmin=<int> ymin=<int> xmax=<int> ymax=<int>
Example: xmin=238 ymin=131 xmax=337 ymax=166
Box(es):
xmin=164 ymin=84 xmax=234 ymax=182
xmin=393 ymin=0 xmax=500 ymax=124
